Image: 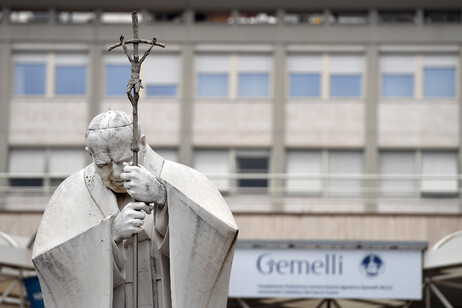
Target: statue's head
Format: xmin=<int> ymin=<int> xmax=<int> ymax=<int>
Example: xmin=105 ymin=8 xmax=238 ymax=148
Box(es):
xmin=85 ymin=110 xmax=142 ymax=193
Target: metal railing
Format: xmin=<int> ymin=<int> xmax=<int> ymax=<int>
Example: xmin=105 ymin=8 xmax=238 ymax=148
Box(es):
xmin=0 ymin=172 xmax=461 ymax=210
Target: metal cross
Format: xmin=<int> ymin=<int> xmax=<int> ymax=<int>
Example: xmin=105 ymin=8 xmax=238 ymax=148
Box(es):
xmin=107 ymin=11 xmax=165 ymax=308
xmin=108 ymin=11 xmax=165 ymax=155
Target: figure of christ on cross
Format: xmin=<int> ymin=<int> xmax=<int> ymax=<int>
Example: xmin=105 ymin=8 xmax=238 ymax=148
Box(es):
xmin=120 ymin=35 xmax=156 ymax=100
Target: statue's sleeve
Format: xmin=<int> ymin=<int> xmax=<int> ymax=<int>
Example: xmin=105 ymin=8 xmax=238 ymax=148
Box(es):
xmin=112 ymin=224 xmax=127 ymax=289
xmin=32 ymin=215 xmax=115 ymax=308
xmin=157 ymin=166 xmax=238 ymax=308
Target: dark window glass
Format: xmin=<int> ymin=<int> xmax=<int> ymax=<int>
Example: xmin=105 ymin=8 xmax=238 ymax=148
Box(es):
xmin=424 ymin=10 xmax=461 ymax=24
xmin=237 ymin=156 xmax=268 ymax=189
xmin=331 ymin=11 xmax=368 ymax=25
xmin=195 ymin=12 xmax=231 ymax=23
xmin=10 ymin=178 xmax=43 ymax=187
xmin=378 ymin=10 xmax=416 ymax=24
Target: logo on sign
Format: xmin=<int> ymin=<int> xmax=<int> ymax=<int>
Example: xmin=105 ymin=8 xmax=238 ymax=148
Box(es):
xmin=360 ymin=254 xmax=385 ymax=277
xmin=256 ymin=253 xmax=343 ymax=276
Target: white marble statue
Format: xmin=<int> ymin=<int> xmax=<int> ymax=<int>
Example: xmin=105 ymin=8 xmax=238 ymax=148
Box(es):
xmin=32 ymin=110 xmax=238 ymax=308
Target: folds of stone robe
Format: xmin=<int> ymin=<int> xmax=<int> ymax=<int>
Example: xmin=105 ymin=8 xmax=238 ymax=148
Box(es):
xmin=32 ymin=146 xmax=238 ymax=308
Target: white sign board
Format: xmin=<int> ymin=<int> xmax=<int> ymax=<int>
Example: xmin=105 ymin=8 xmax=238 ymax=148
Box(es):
xmin=229 ymin=248 xmax=422 ymax=300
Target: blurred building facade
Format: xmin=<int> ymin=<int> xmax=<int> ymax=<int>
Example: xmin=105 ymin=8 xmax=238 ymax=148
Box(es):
xmin=1 ymin=0 xmax=462 ymax=249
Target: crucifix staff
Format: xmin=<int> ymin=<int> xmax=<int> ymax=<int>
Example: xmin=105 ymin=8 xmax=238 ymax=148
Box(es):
xmin=107 ymin=11 xmax=165 ymax=308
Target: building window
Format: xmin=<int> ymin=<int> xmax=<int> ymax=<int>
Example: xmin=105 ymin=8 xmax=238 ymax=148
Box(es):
xmin=146 ymin=85 xmax=177 ymax=96
xmin=379 ymin=151 xmax=416 ymax=197
xmin=422 ymin=55 xmax=458 ymax=98
xmin=101 ymin=12 xmax=137 ymax=24
xmin=423 ymin=67 xmax=456 ymax=98
xmin=289 ymin=73 xmax=321 ymax=97
xmin=106 ymin=64 xmax=131 ymax=96
xmin=230 ymin=11 xmax=278 ymax=25
xmin=194 ymin=11 xmax=232 ymax=23
xmin=330 ymin=11 xmax=368 ymax=25
xmin=57 ymin=11 xmax=95 ymax=24
xmin=327 ymin=151 xmax=363 ymax=197
xmin=55 ymin=66 xmax=86 ymax=95
xmin=10 ymin=11 xmax=49 ymax=23
xmin=237 ymin=54 xmax=271 ymax=98
xmin=14 ymin=53 xmax=88 ymax=97
xmin=329 ymin=55 xmax=363 ymax=98
xmin=198 ymin=73 xmax=229 ymax=97
xmin=284 ymin=11 xmax=324 ymax=25
xmin=147 ymin=11 xmax=184 ymax=23
xmin=424 ymin=10 xmax=461 ymax=24
xmin=286 ymin=150 xmax=363 ymax=197
xmin=143 ymin=53 xmax=180 ymax=97
xmin=286 ymin=151 xmax=322 ymax=195
xmin=194 ymin=150 xmax=230 ymax=192
xmin=378 ymin=10 xmax=416 ymax=24
xmin=155 ymin=149 xmax=179 ymax=163
xmin=238 ymin=73 xmax=269 ymax=97
xmin=196 ymin=54 xmax=231 ymax=98
xmin=421 ymin=151 xmax=458 ymax=196
xmin=381 ymin=54 xmax=457 ymax=99
xmin=379 ymin=150 xmax=458 ymax=197
xmin=8 ymin=148 xmax=87 ymax=188
xmin=330 ymin=75 xmax=361 ymax=97
xmin=236 ymin=151 xmax=269 ymax=193
xmin=8 ymin=149 xmax=46 ymax=187
xmin=288 ymin=54 xmax=322 ymax=98
xmin=196 ymin=53 xmax=271 ymax=98
xmin=14 ymin=63 xmax=46 ymax=95
xmin=381 ymin=55 xmax=416 ymax=98
xmin=55 ymin=54 xmax=88 ymax=96
xmin=382 ymin=74 xmax=414 ymax=97
xmin=49 ymin=149 xmax=87 ymax=186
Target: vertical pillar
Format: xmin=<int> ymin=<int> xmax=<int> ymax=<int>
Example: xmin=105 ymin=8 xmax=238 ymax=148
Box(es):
xmin=48 ymin=7 xmax=56 ymax=25
xmin=322 ymin=53 xmax=329 ymax=99
xmin=415 ymin=8 xmax=424 ymax=26
xmin=183 ymin=9 xmax=194 ymax=25
xmin=88 ymin=44 xmax=102 ymax=121
xmin=231 ymin=9 xmax=239 ymax=25
xmin=458 ymin=47 xmax=462 ymax=212
xmin=323 ymin=9 xmax=332 ymax=26
xmin=179 ymin=44 xmax=194 ymax=166
xmin=271 ymin=44 xmax=286 ymax=211
xmin=364 ymin=44 xmax=379 ymax=212
xmin=0 ymin=43 xmax=12 ymax=207
xmin=368 ymin=9 xmax=378 ymax=25
xmin=276 ymin=9 xmax=285 ymax=25
xmin=88 ymin=10 xmax=103 ymax=122
xmin=415 ymin=54 xmax=423 ymax=99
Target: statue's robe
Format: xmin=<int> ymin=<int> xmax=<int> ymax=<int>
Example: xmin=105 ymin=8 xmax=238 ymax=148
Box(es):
xmin=32 ymin=146 xmax=238 ymax=308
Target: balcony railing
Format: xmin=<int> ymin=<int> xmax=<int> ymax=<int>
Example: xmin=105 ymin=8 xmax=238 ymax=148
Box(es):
xmin=0 ymin=172 xmax=461 ymax=211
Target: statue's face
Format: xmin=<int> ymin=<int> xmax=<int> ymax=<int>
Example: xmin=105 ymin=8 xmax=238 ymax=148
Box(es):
xmin=87 ymin=129 xmax=133 ymax=193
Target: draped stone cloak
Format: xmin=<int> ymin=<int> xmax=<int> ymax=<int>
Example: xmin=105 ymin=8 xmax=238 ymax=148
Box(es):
xmin=32 ymin=146 xmax=238 ymax=308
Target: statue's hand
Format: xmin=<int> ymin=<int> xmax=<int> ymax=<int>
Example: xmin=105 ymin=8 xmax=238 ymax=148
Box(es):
xmin=121 ymin=163 xmax=167 ymax=205
xmin=112 ymin=202 xmax=152 ymax=243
